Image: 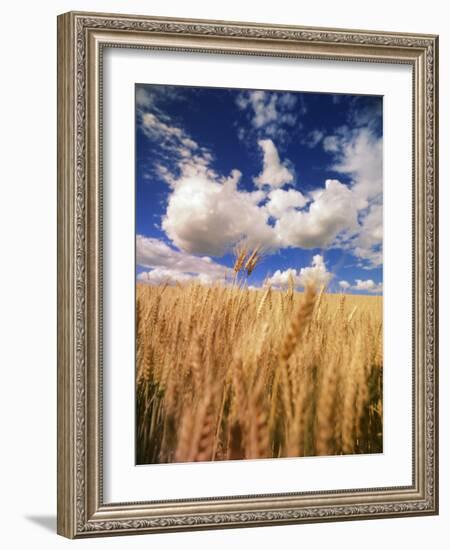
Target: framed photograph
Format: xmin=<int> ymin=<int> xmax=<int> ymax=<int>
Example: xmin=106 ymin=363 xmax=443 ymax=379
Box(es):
xmin=57 ymin=11 xmax=439 ymax=538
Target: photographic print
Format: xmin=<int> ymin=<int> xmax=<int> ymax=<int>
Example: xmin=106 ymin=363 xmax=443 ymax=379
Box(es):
xmin=135 ymin=84 xmax=383 ymax=465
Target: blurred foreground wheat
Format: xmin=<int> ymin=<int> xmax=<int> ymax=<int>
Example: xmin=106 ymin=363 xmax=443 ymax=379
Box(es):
xmin=136 ymin=282 xmax=382 ymax=464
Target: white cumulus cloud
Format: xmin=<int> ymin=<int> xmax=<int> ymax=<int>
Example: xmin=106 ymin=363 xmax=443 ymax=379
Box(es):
xmin=333 ymin=127 xmax=382 ymax=205
xmin=353 ymin=202 xmax=383 ymax=268
xmin=253 ymin=139 xmax=294 ymax=188
xmin=339 ymin=280 xmax=351 ymax=290
xmin=265 ymin=188 xmax=307 ymax=219
xmin=321 ymin=126 xmax=383 ymax=267
xmin=138 ymin=268 xmax=194 ymax=286
xmin=265 ymin=268 xmax=298 ymax=289
xmin=265 ymin=255 xmax=333 ymax=290
xmin=137 ymin=268 xmax=225 ymax=287
xmin=338 ymin=278 xmax=382 ymax=294
xmin=274 ymin=179 xmax=359 ymax=249
xmin=136 ymin=235 xmax=231 ymax=282
xmin=298 ymin=254 xmax=334 ymax=288
xmin=353 ymin=279 xmax=383 ymax=293
xmin=161 ymin=171 xmax=276 ymax=256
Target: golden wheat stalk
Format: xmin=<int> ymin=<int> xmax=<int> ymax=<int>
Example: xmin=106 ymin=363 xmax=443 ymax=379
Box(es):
xmin=233 ymin=244 xmax=248 ymax=275
xmin=244 ymin=246 xmax=260 ymax=276
xmin=347 ymin=305 xmax=358 ymax=324
xmin=280 ymin=284 xmax=317 ymax=362
xmin=256 ymin=285 xmax=272 ymax=319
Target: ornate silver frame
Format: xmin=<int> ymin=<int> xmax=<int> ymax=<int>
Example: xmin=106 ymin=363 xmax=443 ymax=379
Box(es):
xmin=57 ymin=11 xmax=439 ymax=538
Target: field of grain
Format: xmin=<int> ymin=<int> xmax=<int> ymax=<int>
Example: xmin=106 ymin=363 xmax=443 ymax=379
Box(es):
xmin=136 ymin=282 xmax=382 ymax=464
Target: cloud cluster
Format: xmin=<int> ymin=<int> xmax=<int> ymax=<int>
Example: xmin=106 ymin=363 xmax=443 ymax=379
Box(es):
xmin=352 ymin=203 xmax=383 ymax=267
xmin=339 ymin=279 xmax=382 ymax=294
xmin=160 ymin=168 xmax=364 ymax=256
xmin=161 ymin=171 xmax=275 ymax=255
xmin=137 ymin=268 xmax=224 ymax=287
xmin=302 ymin=129 xmax=324 ymax=148
xmin=354 ymin=279 xmax=383 ymax=293
xmin=322 ymin=126 xmax=383 ymax=267
xmin=236 ymin=90 xmax=303 ymax=143
xmin=274 ymin=179 xmax=359 ymax=249
xmin=136 ymin=85 xmax=186 ymax=111
xmin=332 ymin=127 xmax=382 ymax=204
xmin=265 ymin=188 xmax=307 ymax=219
xmin=138 ymin=268 xmax=193 ymax=286
xmin=158 ymin=141 xmax=378 ymax=259
xmin=136 ymin=235 xmax=231 ymax=284
xmin=253 ymin=139 xmax=294 ymax=188
xmin=136 ymin=87 xmax=154 ymax=109
xmin=298 ymin=255 xmax=334 ymax=288
xmin=138 ymin=98 xmax=216 ymax=186
xmin=265 ymin=255 xmax=333 ymax=290
xmin=138 ymin=88 xmax=383 ymax=271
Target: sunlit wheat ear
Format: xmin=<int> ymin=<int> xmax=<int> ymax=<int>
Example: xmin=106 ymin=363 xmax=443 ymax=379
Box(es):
xmin=136 ymin=294 xmax=152 ymax=387
xmin=189 ymin=377 xmax=217 ymax=460
xmin=189 ymin=332 xmax=204 ymax=395
xmin=336 ymin=294 xmax=346 ymax=319
xmin=244 ymin=246 xmax=261 ymax=277
xmin=285 ymin=272 xmax=295 ymax=306
xmin=149 ymin=293 xmax=161 ymax=328
xmin=233 ymin=244 xmax=248 ymax=276
xmin=256 ymin=285 xmax=271 ymax=319
xmin=354 ymin=329 xmax=371 ymax=442
xmin=347 ymin=306 xmax=358 ymax=324
xmin=136 ymin=295 xmax=144 ymax=354
xmin=137 ymin=343 xmax=153 ymax=386
xmin=286 ymin=362 xmax=311 ymax=457
xmin=342 ymin=333 xmax=363 ymax=454
xmin=374 ymin=323 xmax=383 ymax=368
xmin=137 ymin=289 xmax=148 ymax=330
xmin=315 ymin=343 xmax=341 ymax=456
xmin=280 ymin=284 xmax=317 ymax=362
xmin=231 ymin=358 xmax=247 ymax=418
xmin=314 ymin=284 xmax=325 ymax=320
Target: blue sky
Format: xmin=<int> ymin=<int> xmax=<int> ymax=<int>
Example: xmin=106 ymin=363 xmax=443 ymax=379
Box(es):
xmin=135 ymin=84 xmax=383 ymax=294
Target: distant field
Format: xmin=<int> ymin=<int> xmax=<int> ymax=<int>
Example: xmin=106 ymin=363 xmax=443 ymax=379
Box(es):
xmin=136 ymin=283 xmax=382 ymax=464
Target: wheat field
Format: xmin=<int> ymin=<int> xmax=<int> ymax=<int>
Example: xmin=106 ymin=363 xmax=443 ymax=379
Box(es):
xmin=136 ymin=282 xmax=383 ymax=464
